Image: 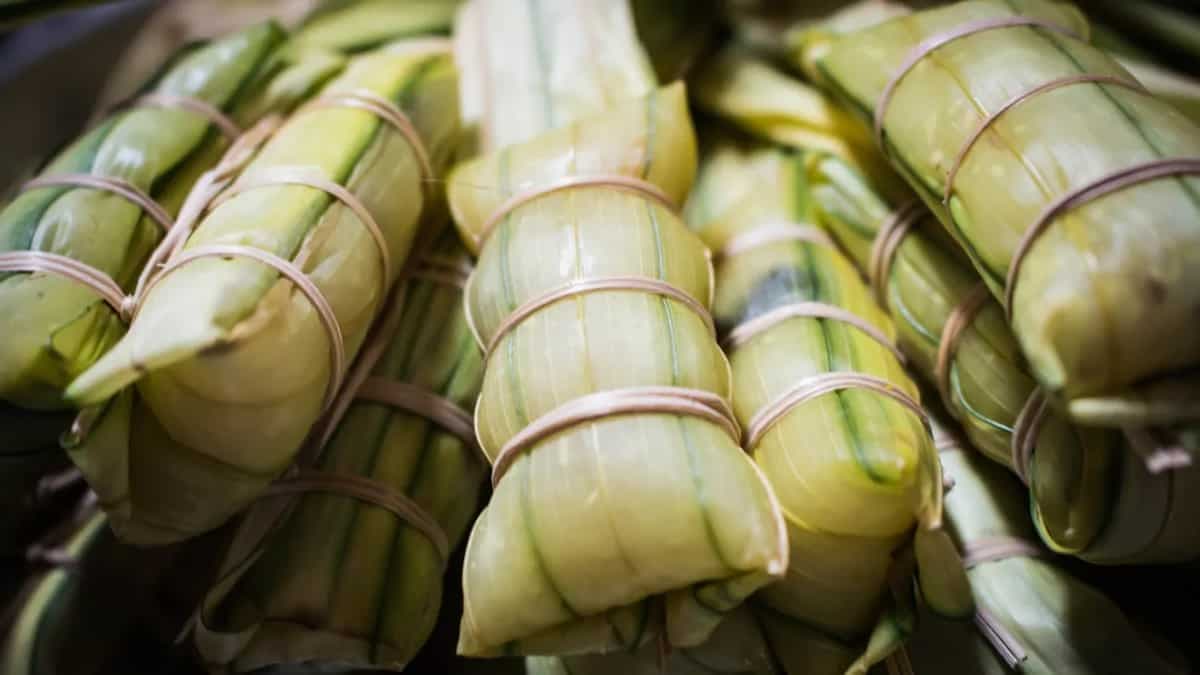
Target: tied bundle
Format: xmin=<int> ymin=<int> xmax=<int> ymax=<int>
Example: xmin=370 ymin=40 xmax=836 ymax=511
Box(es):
xmin=687 ymin=138 xmax=969 ymax=675
xmin=809 ymin=0 xmax=1200 ymax=426
xmin=695 ymin=49 xmax=1200 ymax=565
xmin=0 ymin=21 xmax=353 ymax=413
xmin=0 ymin=21 xmax=341 ymax=553
xmin=448 ymin=0 xmax=787 ymax=657
xmin=807 ymin=152 xmax=1200 ymax=564
xmin=895 ymin=417 xmax=1187 ymax=675
xmin=191 ymin=234 xmax=485 ymax=672
xmin=62 ymin=39 xmax=460 ymax=545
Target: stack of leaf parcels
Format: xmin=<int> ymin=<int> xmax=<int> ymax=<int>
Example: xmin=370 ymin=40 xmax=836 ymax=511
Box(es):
xmin=2 ymin=1 xmax=1198 ymax=675
xmin=447 ymin=0 xmax=787 ymax=657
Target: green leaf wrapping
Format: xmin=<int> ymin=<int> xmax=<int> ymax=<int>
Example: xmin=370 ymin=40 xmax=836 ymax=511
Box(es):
xmin=0 ymin=22 xmax=293 ymax=411
xmin=813 ymin=0 xmax=1200 ymax=416
xmin=193 ymin=233 xmax=484 ymax=671
xmin=62 ymin=42 xmax=460 ymax=545
xmin=690 ymin=45 xmax=908 ymax=205
xmin=687 ymin=138 xmax=966 ymax=675
xmin=452 ymin=85 xmax=786 ymax=658
xmin=694 ymin=45 xmax=1200 ymax=564
xmin=290 ymin=0 xmax=460 ymax=54
xmin=451 ymin=0 xmax=657 ymax=157
xmin=808 ymin=152 xmax=1200 ymax=564
xmin=913 ymin=421 xmax=1188 ymax=675
xmin=448 ymin=0 xmax=786 ymax=657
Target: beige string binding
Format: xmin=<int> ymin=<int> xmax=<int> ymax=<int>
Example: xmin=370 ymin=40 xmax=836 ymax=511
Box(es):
xmin=474 ymin=174 xmax=677 ymax=249
xmin=961 ymin=535 xmax=1047 ymax=569
xmin=140 ymin=244 xmax=347 ymax=412
xmin=129 ymin=94 xmax=422 ymax=412
xmin=723 ymin=301 xmax=906 ymax=365
xmin=933 ymin=426 xmax=965 ymax=455
xmin=961 ymin=535 xmax=1050 ymax=668
xmin=0 ymin=252 xmax=130 ymax=319
xmin=942 ymin=74 xmax=1146 ymax=204
xmin=356 ymin=377 xmax=480 ymax=459
xmin=715 ymin=222 xmax=835 ymax=260
xmin=475 ymin=275 xmax=715 ymax=360
xmin=0 ymin=167 xmax=192 ymax=323
xmin=0 ymin=91 xmax=249 ymax=320
xmin=1123 ymin=427 xmax=1193 ymax=473
xmin=301 ymin=89 xmax=435 ymax=194
xmin=744 ymin=372 xmax=928 ymax=450
xmin=21 ymin=173 xmax=173 ymax=230
xmin=934 ymin=283 xmax=991 ymax=406
xmin=131 ymin=92 xmax=242 ymax=140
xmin=868 ymin=200 xmax=923 ymax=309
xmin=489 ymin=386 xmax=741 ymax=487
xmin=266 ymin=468 xmax=449 ymax=562
xmin=1005 ymin=157 xmax=1200 ymax=317
xmin=211 ymin=166 xmax=395 ymax=301
xmin=874 ymin=15 xmax=1080 ymax=153
xmin=1010 ymin=389 xmax=1049 ymax=485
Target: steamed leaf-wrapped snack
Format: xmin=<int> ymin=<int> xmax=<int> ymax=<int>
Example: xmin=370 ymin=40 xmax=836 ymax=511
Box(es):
xmin=694 ymin=46 xmax=1200 ymax=564
xmin=449 ymin=0 xmax=787 ymax=657
xmin=193 ymin=234 xmax=485 ymax=672
xmin=686 ymin=138 xmax=968 ymax=675
xmin=64 ymin=40 xmax=460 ymax=545
xmin=806 ymin=152 xmax=1200 ymax=564
xmin=290 ymin=0 xmax=459 ymax=54
xmin=811 ymin=0 xmax=1200 ymax=422
xmin=0 ymin=21 xmax=341 ymax=554
xmin=914 ymin=419 xmax=1188 ymax=675
xmin=0 ymin=22 xmax=327 ymax=412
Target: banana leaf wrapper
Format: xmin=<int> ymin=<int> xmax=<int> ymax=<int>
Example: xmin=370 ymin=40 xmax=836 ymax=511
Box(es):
xmin=63 ymin=41 xmax=460 ymax=545
xmin=194 ymin=234 xmax=485 ymax=672
xmin=453 ymin=88 xmax=787 ymax=657
xmin=448 ymin=0 xmax=787 ymax=656
xmin=810 ymin=0 xmax=1200 ymax=419
xmin=919 ymin=421 xmax=1188 ymax=675
xmin=687 ymin=138 xmax=969 ymax=675
xmin=0 ymin=21 xmax=339 ymax=411
xmin=525 ymin=606 xmax=779 ymax=675
xmin=96 ymin=0 xmax=460 ymax=112
xmin=691 ymin=44 xmax=908 ymax=204
xmin=0 ymin=512 xmax=182 ymax=675
xmin=695 ymin=42 xmax=1200 ymax=564
xmin=808 ymin=151 xmax=1200 ymax=564
xmin=452 ymin=0 xmax=660 ymax=163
